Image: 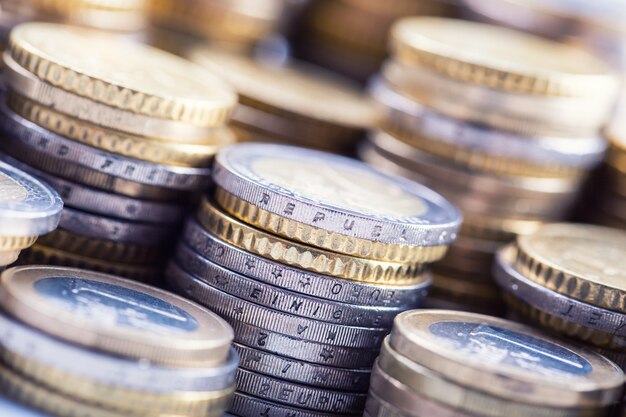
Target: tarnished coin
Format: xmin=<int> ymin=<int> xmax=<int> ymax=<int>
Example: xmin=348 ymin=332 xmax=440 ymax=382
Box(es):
xmin=515 ymin=223 xmax=626 ymax=313
xmin=0 ymin=265 xmax=234 ymax=366
xmin=390 ymin=17 xmax=618 ymax=99
xmin=0 ymin=159 xmax=62 ymax=236
xmin=8 ymin=23 xmax=236 ymax=126
xmin=213 ymin=143 xmax=461 ymax=248
xmin=389 ymin=310 xmax=624 ymax=408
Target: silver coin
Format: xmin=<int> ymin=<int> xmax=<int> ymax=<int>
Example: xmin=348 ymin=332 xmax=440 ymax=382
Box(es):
xmin=0 ymin=100 xmax=211 ymax=191
xmin=236 ymin=368 xmax=367 ymax=414
xmin=0 ymin=153 xmax=184 ymax=223
xmin=494 ymin=245 xmax=626 ymax=337
xmin=182 ymin=219 xmax=428 ymax=308
xmin=0 ymin=159 xmax=62 ymax=236
xmin=165 ymin=262 xmax=386 ymax=348
xmin=60 ymin=207 xmax=174 ymax=245
xmin=0 ymin=396 xmax=48 ymax=417
xmin=175 ymin=243 xmax=404 ymax=328
xmin=0 ymin=313 xmax=238 ymax=392
xmin=370 ymin=78 xmax=607 ymax=168
xmin=213 ymin=143 xmax=461 ymax=246
xmin=235 ymin=343 xmax=370 ymax=392
xmin=229 ymin=392 xmax=345 ymax=417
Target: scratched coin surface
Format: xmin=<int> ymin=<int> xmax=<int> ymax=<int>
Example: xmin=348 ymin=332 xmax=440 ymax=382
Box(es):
xmin=0 ymin=265 xmax=233 ymax=366
xmin=213 ymin=143 xmax=461 ymax=246
xmin=0 ymin=160 xmax=63 ymax=236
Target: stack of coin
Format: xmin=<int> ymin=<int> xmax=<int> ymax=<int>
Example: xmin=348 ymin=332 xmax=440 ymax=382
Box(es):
xmin=0 ymin=0 xmax=148 ymax=33
xmin=0 ymin=160 xmax=62 ymax=269
xmin=166 ymin=143 xmax=461 ymax=416
xmin=593 ymin=128 xmax=626 ymax=230
xmin=0 ymin=265 xmax=237 ymax=417
xmin=494 ymin=223 xmax=626 ymax=372
xmin=360 ymin=17 xmax=617 ymax=315
xmin=292 ymin=0 xmax=458 ymax=83
xmin=367 ymin=309 xmax=625 ymax=417
xmin=0 ymin=23 xmax=237 ymax=282
xmin=189 ymin=47 xmax=379 ymax=154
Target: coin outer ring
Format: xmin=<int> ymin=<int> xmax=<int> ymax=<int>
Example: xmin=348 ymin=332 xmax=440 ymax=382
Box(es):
xmin=212 ymin=144 xmax=462 ymax=247
xmin=9 ymin=94 xmax=233 ymax=167
xmin=0 ymin=236 xmax=37 ymax=251
xmin=234 ymin=343 xmax=370 ymax=392
xmin=235 ymin=368 xmax=367 ymax=414
xmin=389 ymin=310 xmax=624 ymax=408
xmin=0 ymin=265 xmax=234 ymax=367
xmin=198 ymin=198 xmax=428 ymax=284
xmin=0 ymin=312 xmax=238 ymax=393
xmin=182 ymin=218 xmax=430 ymax=308
xmin=166 ymin=262 xmax=386 ymax=348
xmin=175 ymin=242 xmax=403 ymax=328
xmin=495 ymin=245 xmax=626 ymax=338
xmin=229 ymin=392 xmax=340 ymax=417
xmin=215 ymin=187 xmax=449 ymax=263
xmin=0 ymin=160 xmax=63 ymax=237
xmin=390 ymin=17 xmax=618 ymax=98
xmin=8 ymin=24 xmax=236 ymax=126
xmin=3 ymin=53 xmax=221 ymax=142
xmin=377 ymin=337 xmax=593 ymax=417
xmin=167 ymin=269 xmax=380 ymax=368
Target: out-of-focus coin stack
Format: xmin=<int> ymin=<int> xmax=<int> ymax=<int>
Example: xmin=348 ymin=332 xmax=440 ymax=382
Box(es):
xmin=592 ymin=128 xmax=626 ymax=230
xmin=494 ymin=223 xmax=626 ymax=375
xmin=0 ymin=22 xmax=237 ymax=282
xmin=0 ymin=265 xmax=238 ymax=417
xmin=189 ymin=47 xmax=379 ymax=154
xmin=166 ymin=143 xmax=462 ymax=416
xmin=366 ymin=309 xmax=625 ymax=417
xmin=148 ymin=0 xmax=287 ymax=56
xmin=360 ymin=17 xmax=618 ymax=316
xmin=291 ymin=0 xmax=458 ymax=83
xmin=0 ymin=161 xmax=62 ymax=269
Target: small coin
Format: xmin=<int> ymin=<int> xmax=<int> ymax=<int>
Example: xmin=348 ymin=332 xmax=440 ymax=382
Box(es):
xmin=389 ymin=309 xmax=624 ymax=408
xmin=0 ymin=265 xmax=234 ymax=366
xmin=0 ymin=159 xmax=62 ymax=236
xmin=213 ymin=143 xmax=461 ymax=247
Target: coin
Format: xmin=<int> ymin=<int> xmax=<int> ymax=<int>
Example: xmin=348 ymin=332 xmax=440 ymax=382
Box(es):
xmin=389 ymin=310 xmax=624 ymax=407
xmin=8 ymin=23 xmax=237 ymax=126
xmin=0 ymin=159 xmax=62 ymax=236
xmin=390 ymin=17 xmax=618 ymax=98
xmin=0 ymin=250 xmax=20 ymax=267
xmin=0 ymin=395 xmax=47 ymax=417
xmin=213 ymin=143 xmax=462 ymax=247
xmin=0 ymin=265 xmax=234 ymax=366
xmin=515 ymin=223 xmax=626 ymax=313
xmin=229 ymin=391 xmax=338 ymax=417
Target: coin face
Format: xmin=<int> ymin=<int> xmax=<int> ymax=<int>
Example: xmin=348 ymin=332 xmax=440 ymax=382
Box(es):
xmin=517 ymin=224 xmax=626 ymax=290
xmin=0 ymin=266 xmax=234 ymax=366
xmin=0 ymin=160 xmax=63 ymax=236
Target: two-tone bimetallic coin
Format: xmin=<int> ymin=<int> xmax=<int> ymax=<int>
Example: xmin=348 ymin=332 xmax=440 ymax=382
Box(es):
xmin=0 ymin=266 xmax=234 ymax=366
xmin=0 ymin=160 xmax=62 ymax=237
xmin=212 ymin=143 xmax=462 ymax=254
xmin=389 ymin=310 xmax=624 ymax=408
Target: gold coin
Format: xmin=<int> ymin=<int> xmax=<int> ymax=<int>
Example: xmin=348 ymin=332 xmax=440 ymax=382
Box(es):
xmin=0 ymin=265 xmax=234 ymax=367
xmin=215 ymin=187 xmax=448 ymax=264
xmin=9 ymin=94 xmax=235 ymax=167
xmin=8 ymin=23 xmax=236 ymax=127
xmin=390 ymin=17 xmax=618 ymax=98
xmin=1 ymin=348 xmax=234 ymax=417
xmin=0 ymin=235 xmax=37 ymax=251
xmin=190 ymin=46 xmax=379 ymax=131
xmin=198 ymin=197 xmax=429 ymax=285
xmin=390 ymin=309 xmax=624 ymax=408
xmin=515 ymin=223 xmax=626 ymax=313
xmin=0 ymin=250 xmax=21 ymax=267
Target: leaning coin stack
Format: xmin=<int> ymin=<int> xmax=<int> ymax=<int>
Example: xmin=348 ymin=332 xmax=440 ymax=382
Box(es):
xmin=360 ymin=17 xmax=617 ymax=315
xmin=189 ymin=47 xmax=379 ymax=154
xmin=0 ymin=265 xmax=238 ymax=417
xmin=292 ymin=0 xmax=458 ymax=83
xmin=0 ymin=23 xmax=237 ymax=282
xmin=494 ymin=223 xmax=626 ymax=374
xmin=366 ymin=309 xmax=624 ymax=417
xmin=166 ymin=143 xmax=461 ymax=416
xmin=0 ymin=160 xmax=62 ymax=269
